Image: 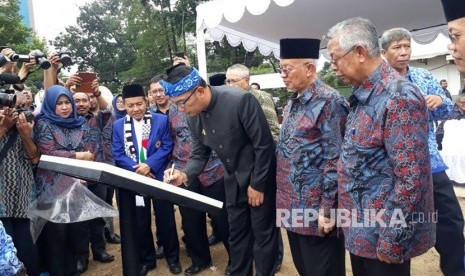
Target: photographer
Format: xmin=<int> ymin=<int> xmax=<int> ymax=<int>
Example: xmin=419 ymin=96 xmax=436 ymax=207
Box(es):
xmin=0 ymin=92 xmax=41 ymax=276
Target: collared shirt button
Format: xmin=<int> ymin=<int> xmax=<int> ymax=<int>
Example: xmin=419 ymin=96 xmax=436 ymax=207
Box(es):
xmin=234 ymin=171 xmax=238 ymax=175
xmin=212 ymin=129 xmax=216 ymax=134
xmin=218 ymin=144 xmax=223 ymax=149
xmin=226 ymin=158 xmax=230 ymax=163
xmin=205 ymin=113 xmax=209 ymax=118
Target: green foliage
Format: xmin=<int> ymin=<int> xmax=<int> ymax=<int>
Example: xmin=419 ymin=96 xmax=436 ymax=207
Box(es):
xmin=0 ymin=0 xmax=47 ymax=91
xmin=318 ymin=61 xmax=352 ymax=98
xmin=318 ymin=61 xmax=344 ymax=88
xmin=0 ymin=0 xmax=29 ymax=47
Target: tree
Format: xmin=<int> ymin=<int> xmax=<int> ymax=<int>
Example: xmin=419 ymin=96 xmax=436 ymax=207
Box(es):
xmin=0 ymin=0 xmax=46 ymax=90
xmin=318 ymin=61 xmax=344 ymax=88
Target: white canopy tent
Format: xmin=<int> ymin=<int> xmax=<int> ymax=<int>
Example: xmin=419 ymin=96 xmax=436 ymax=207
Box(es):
xmin=195 ymin=0 xmax=450 ymax=80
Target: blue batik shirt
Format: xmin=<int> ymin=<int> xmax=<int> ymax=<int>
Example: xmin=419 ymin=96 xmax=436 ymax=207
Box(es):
xmin=406 ymin=66 xmax=454 ymax=173
xmin=0 ymin=221 xmax=23 ymax=275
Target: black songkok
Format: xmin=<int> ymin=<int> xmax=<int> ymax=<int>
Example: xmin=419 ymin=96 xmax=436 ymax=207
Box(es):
xmin=122 ymin=84 xmax=145 ymax=99
xmin=209 ymin=73 xmax=226 ymax=86
xmin=279 ymin=38 xmax=321 ymax=59
xmin=441 ymin=0 xmax=465 ymax=22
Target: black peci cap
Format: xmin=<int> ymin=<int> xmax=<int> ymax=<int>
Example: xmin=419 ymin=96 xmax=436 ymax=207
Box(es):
xmin=279 ymin=38 xmax=321 ymax=59
xmin=122 ymin=84 xmax=145 ymax=99
xmin=441 ymin=0 xmax=465 ymax=22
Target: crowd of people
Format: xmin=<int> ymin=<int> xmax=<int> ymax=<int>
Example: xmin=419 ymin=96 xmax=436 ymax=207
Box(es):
xmin=0 ymin=0 xmax=465 ymax=275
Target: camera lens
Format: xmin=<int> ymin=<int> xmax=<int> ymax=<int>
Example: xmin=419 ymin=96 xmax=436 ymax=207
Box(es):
xmin=0 ymin=54 xmax=8 ymax=67
xmin=10 ymin=54 xmax=31 ymax=62
xmin=60 ymin=54 xmax=72 ymax=67
xmin=36 ymin=56 xmax=51 ymax=70
xmin=0 ymin=93 xmax=16 ymax=108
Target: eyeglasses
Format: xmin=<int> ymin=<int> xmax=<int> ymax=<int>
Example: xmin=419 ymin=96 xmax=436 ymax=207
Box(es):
xmin=170 ymin=88 xmax=196 ymax=108
xmin=225 ymin=77 xmax=246 ymax=85
xmin=277 ymin=63 xmax=309 ymax=75
xmin=449 ymin=32 xmax=462 ymax=44
xmin=149 ymin=88 xmax=165 ymax=95
xmin=330 ymin=46 xmax=356 ymax=66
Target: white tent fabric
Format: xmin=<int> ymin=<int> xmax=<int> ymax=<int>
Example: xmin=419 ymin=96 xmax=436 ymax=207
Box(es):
xmin=196 ymin=0 xmax=450 ymax=79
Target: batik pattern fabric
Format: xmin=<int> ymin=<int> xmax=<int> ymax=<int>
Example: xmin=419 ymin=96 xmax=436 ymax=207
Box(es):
xmin=34 ymin=118 xmax=92 ymax=196
xmin=338 ymin=61 xmax=435 ymax=263
xmin=276 ymin=79 xmax=348 ymax=236
xmin=0 ymin=131 xmax=36 ymax=218
xmin=169 ymin=104 xmax=224 ymax=187
xmin=406 ymin=66 xmax=454 ymax=173
xmin=0 ymin=221 xmax=24 ymax=275
xmin=85 ymin=111 xmax=114 ymax=164
xmin=248 ymin=89 xmax=280 ymax=143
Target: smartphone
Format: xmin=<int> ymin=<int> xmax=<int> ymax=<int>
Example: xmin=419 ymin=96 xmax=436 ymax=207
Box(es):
xmin=75 ymin=72 xmax=97 ymax=93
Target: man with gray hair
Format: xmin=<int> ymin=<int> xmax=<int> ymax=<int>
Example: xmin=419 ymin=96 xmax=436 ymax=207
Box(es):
xmin=275 ymin=38 xmax=348 ymax=276
xmin=326 ymin=17 xmax=434 ymax=275
xmin=381 ymin=27 xmax=464 ymax=276
xmin=225 ymin=64 xmax=280 ymax=142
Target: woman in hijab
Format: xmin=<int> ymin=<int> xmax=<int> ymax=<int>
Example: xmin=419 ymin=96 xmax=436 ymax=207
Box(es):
xmin=112 ymin=94 xmax=126 ymax=120
xmin=34 ymin=85 xmax=94 ymax=276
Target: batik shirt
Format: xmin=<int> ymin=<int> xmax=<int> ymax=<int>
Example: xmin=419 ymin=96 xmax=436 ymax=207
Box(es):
xmin=34 ymin=118 xmax=92 ymax=196
xmin=0 ymin=221 xmax=24 ymax=275
xmin=84 ymin=111 xmax=114 ymax=164
xmin=276 ymin=79 xmax=348 ymax=236
xmin=338 ymin=61 xmax=435 ymax=263
xmin=0 ymin=130 xmax=36 ymax=218
xmin=169 ymin=105 xmax=224 ymax=187
xmin=406 ymin=66 xmax=454 ymax=173
xmin=249 ymin=89 xmax=280 ymax=143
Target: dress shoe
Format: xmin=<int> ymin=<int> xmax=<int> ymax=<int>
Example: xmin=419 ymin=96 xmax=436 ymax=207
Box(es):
xmin=168 ymin=262 xmax=182 ymax=274
xmin=107 ymin=233 xmax=121 ymax=244
xmin=93 ymin=251 xmax=115 ymax=263
xmin=76 ymin=258 xmax=88 ymax=273
xmin=208 ymin=234 xmax=220 ymax=246
xmin=184 ymin=263 xmax=211 ymax=276
xmin=140 ymin=264 xmax=156 ymax=276
xmin=105 ymin=228 xmax=121 ymax=244
xmin=224 ymin=263 xmax=231 ymax=276
xmin=156 ymin=245 xmax=164 ymax=259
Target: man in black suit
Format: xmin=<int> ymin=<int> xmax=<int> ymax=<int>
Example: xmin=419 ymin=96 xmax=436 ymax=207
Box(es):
xmin=162 ymin=65 xmax=279 ymax=276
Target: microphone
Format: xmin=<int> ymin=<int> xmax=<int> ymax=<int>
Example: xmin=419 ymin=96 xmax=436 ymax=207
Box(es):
xmin=0 ymin=73 xmax=20 ymax=85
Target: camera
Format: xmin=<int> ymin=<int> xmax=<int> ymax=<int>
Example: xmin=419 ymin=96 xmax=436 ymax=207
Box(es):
xmin=0 ymin=90 xmax=16 ymax=108
xmin=10 ymin=53 xmax=31 ymax=62
xmin=32 ymin=51 xmax=51 ymax=70
xmin=16 ymin=106 xmax=35 ymax=123
xmin=57 ymin=47 xmax=72 ymax=67
xmin=0 ymin=89 xmax=34 ymax=123
xmin=0 ymin=54 xmax=8 ymax=67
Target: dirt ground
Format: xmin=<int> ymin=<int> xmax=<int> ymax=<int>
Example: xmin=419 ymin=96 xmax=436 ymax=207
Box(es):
xmin=83 ymin=195 xmax=465 ymax=276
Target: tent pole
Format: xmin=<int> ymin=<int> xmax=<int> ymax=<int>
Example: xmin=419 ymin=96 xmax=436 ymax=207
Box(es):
xmin=196 ymin=27 xmax=208 ymax=82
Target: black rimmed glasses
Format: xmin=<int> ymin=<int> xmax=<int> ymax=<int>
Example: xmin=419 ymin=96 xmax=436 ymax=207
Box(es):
xmin=170 ymin=88 xmax=197 ymax=109
xmin=277 ymin=63 xmax=310 ymax=75
xmin=330 ymin=45 xmax=356 ymax=66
